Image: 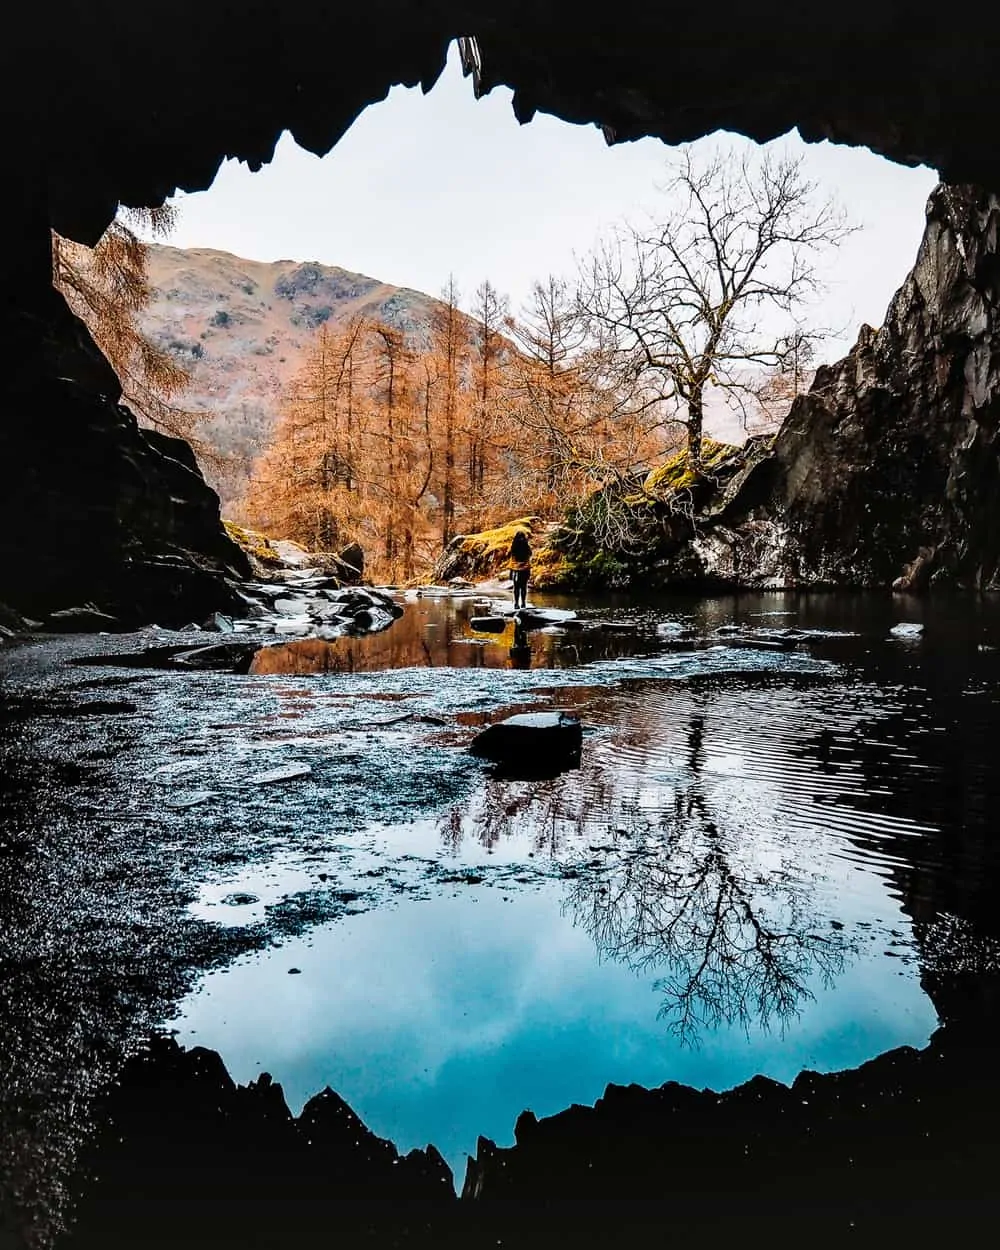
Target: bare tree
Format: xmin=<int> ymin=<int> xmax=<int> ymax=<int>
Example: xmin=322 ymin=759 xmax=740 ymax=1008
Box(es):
xmin=578 ymin=146 xmax=855 ymax=471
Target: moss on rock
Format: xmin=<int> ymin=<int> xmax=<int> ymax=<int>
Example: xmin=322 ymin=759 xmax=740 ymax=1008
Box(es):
xmin=222 ymin=521 xmax=285 ymax=569
xmin=640 ymin=438 xmax=741 ymax=499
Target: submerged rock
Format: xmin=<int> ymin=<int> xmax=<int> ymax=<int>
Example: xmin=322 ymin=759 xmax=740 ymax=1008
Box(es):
xmin=164 ymin=791 xmax=216 ymax=809
xmin=169 ymin=641 xmax=262 ymax=671
xmin=254 ymin=762 xmax=312 ymax=785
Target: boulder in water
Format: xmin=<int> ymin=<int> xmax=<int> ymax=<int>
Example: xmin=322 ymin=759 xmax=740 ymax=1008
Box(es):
xmin=470 ymin=616 xmax=507 ymax=632
xmin=469 ymin=711 xmax=583 ymax=775
xmin=889 ymin=622 xmax=924 ymax=640
xmin=515 ymin=607 xmax=578 ymax=629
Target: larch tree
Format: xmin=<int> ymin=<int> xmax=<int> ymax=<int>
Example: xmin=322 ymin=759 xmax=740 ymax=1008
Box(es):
xmin=467 ymin=278 xmax=509 ymax=520
xmin=52 ymin=205 xmax=207 ymax=451
xmin=429 ymin=276 xmax=469 ymax=545
xmin=578 ymin=146 xmax=855 ymax=472
xmin=505 ymin=275 xmax=597 ymax=506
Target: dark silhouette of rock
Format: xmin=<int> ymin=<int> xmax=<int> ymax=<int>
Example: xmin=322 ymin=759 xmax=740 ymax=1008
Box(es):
xmin=469 ymin=712 xmax=583 ymax=773
xmin=0 ymin=290 xmax=251 ymax=626
xmin=43 ymin=606 xmax=123 ymax=632
xmin=469 ymin=616 xmax=507 ymax=632
xmin=67 ymin=1037 xmax=455 ymax=1250
xmin=64 ymin=1030 xmax=1000 ymax=1249
xmin=339 ymin=543 xmax=365 ymax=580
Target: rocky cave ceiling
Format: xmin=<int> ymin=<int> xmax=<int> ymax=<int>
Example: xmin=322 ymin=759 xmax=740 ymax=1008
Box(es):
xmin=14 ymin=2 xmax=1000 ymax=246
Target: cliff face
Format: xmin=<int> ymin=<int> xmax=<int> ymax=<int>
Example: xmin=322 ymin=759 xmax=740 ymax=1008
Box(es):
xmin=672 ymin=185 xmax=1000 ymax=591
xmin=0 ymin=289 xmax=250 ymax=625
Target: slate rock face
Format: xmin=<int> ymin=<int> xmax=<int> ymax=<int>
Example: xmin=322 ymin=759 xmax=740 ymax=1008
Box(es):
xmin=652 ymin=185 xmax=1000 ymax=591
xmin=0 ymin=290 xmax=251 ymax=625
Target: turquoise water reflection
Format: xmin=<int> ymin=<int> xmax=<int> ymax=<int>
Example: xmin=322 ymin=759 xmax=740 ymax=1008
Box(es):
xmin=165 ymin=591 xmax=995 ymax=1184
xmin=171 ymin=878 xmax=934 ymax=1183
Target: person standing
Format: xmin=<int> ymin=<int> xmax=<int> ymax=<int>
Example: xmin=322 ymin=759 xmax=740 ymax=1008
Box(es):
xmin=508 ymin=530 xmax=532 ymax=610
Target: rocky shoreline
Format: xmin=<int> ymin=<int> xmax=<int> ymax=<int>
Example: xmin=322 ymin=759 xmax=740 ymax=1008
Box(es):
xmin=63 ymin=1024 xmax=999 ymax=1248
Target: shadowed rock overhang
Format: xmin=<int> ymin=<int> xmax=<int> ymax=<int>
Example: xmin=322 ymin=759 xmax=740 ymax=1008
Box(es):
xmin=9 ymin=2 xmax=1000 ymax=246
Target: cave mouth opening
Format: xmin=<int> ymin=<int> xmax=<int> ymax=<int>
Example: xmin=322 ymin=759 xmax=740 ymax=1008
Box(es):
xmin=97 ymin=38 xmax=938 ymax=573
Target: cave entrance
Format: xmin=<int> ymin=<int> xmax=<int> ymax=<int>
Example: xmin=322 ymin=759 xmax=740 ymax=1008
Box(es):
xmin=95 ymin=41 xmax=936 ymax=586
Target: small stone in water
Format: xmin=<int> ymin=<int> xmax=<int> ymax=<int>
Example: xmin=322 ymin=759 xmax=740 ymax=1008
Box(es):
xmin=221 ymin=892 xmax=259 ymax=906
xmin=470 ymin=616 xmax=507 ymax=632
xmin=254 ymin=762 xmax=312 ymax=784
xmin=164 ymin=791 xmax=215 ymax=808
xmin=889 ymin=622 xmax=924 ymax=639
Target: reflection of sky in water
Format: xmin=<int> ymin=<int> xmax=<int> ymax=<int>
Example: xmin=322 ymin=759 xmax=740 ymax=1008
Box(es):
xmin=162 ymin=599 xmax=977 ymax=1186
xmin=170 ymin=877 xmax=935 ymax=1185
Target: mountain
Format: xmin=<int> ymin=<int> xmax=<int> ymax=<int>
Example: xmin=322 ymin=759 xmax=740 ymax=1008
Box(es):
xmin=139 ymin=244 xmax=452 ymax=503
xmin=140 ymin=244 xmax=779 ymax=509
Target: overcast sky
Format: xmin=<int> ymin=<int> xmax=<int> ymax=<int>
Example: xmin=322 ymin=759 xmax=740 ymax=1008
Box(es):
xmin=164 ymin=43 xmax=938 ymax=363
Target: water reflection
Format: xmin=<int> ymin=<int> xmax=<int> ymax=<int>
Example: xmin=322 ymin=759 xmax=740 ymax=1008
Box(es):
xmin=249 ymin=594 xmax=663 ymax=674
xmin=565 ymin=783 xmax=848 ymax=1041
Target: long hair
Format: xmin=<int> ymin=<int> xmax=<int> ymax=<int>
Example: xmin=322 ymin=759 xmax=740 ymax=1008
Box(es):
xmin=509 ymin=530 xmax=531 ymax=561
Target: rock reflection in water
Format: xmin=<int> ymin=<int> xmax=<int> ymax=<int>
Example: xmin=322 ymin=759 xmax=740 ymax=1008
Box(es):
xmin=249 ymin=595 xmax=661 ymax=674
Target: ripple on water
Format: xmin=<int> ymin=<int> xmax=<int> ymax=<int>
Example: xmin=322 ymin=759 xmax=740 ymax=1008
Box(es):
xmin=166 ymin=636 xmax=959 ymax=1183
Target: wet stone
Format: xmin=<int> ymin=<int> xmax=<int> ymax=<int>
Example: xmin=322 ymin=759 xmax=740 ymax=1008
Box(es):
xmin=202 ymin=612 xmax=235 ymax=633
xmin=164 ymin=791 xmax=216 ymax=809
xmin=254 ymin=762 xmax=312 ymax=785
xmin=469 ymin=711 xmax=584 ymax=773
xmin=470 ymin=616 xmax=507 ymax=632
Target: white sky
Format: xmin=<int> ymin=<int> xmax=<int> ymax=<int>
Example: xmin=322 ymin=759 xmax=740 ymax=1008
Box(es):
xmin=164 ymin=42 xmax=939 ymax=363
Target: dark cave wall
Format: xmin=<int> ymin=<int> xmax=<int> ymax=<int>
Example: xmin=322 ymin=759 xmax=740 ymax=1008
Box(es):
xmin=11 ymin=4 xmax=1000 ymax=247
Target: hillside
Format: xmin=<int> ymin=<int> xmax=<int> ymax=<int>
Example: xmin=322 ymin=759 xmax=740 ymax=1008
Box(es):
xmin=140 ymin=244 xmax=780 ymax=511
xmin=139 ymin=244 xmax=453 ymax=503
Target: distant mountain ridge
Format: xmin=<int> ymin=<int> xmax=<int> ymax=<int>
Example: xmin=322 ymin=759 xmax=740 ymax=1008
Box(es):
xmin=140 ymin=243 xmax=775 ymax=508
xmin=139 ymin=244 xmax=453 ymax=503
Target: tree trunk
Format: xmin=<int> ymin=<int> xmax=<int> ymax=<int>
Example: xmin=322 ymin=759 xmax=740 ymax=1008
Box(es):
xmin=687 ymin=390 xmax=704 ymax=471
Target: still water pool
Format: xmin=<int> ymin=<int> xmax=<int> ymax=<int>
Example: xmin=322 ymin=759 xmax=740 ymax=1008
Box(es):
xmin=164 ymin=589 xmax=1000 ymax=1183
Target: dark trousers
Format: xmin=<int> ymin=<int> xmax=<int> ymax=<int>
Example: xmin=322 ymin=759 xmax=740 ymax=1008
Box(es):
xmin=512 ymin=568 xmax=529 ymax=607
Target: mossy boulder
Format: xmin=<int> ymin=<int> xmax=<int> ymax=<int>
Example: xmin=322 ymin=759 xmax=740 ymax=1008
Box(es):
xmin=432 ymin=517 xmax=573 ymax=589
xmin=223 ymin=521 xmax=286 ymax=571
xmin=433 ymin=518 xmax=536 ymax=582
xmin=545 ymin=438 xmax=770 ymax=591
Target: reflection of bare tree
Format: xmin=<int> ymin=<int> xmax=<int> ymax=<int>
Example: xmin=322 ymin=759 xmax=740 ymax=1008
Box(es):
xmin=444 ymin=698 xmax=851 ymax=1041
xmin=564 ymin=783 xmax=848 ymax=1041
